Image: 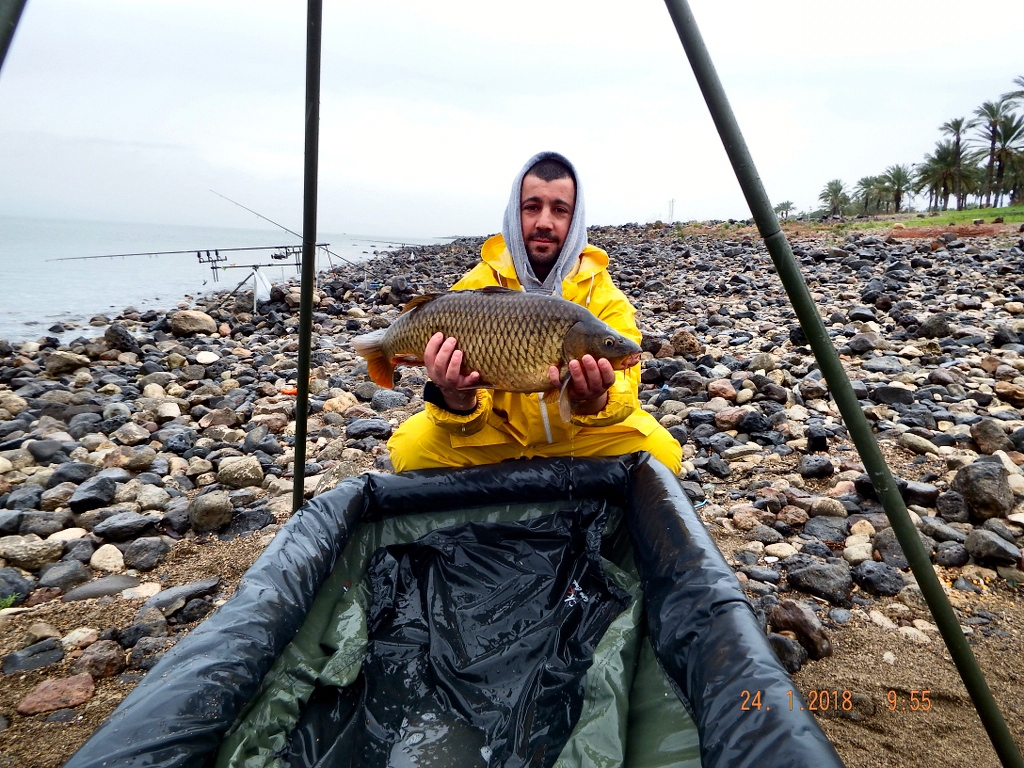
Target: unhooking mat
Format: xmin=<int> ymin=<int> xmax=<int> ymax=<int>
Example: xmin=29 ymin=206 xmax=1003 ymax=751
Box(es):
xmin=215 ymin=500 xmax=699 ymax=768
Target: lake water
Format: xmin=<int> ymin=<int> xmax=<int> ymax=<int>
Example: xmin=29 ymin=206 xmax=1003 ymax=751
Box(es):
xmin=0 ymin=216 xmax=448 ymax=342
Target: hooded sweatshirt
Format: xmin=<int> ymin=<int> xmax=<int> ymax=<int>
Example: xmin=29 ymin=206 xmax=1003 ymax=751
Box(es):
xmin=501 ymin=151 xmax=587 ymax=296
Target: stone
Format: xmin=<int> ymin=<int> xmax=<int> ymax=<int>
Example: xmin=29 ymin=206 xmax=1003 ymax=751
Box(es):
xmin=16 ymin=674 xmax=94 ymax=715
xmin=0 ymin=535 xmax=63 ymax=570
xmin=104 ymin=323 xmax=139 ymax=352
xmin=934 ymin=541 xmax=970 ymax=567
xmin=173 ymin=597 xmax=215 ymax=624
xmin=45 ymin=351 xmax=90 ymax=375
xmin=798 ymin=455 xmax=834 ymax=479
xmin=61 ymin=627 xmax=99 ymax=650
xmin=122 ymin=537 xmax=170 ymax=571
xmin=899 ymin=433 xmax=940 ymax=456
xmin=47 ymin=462 xmax=99 ymax=488
xmin=768 ymin=599 xmax=832 ymax=659
xmin=19 ymin=511 xmax=71 ymax=538
xmin=141 ymin=576 xmax=220 ymax=616
xmin=897 ymin=626 xmax=932 ymax=645
xmin=763 ymin=542 xmax=797 ymax=559
xmin=345 ymin=418 xmax=392 ymax=440
xmin=809 ymin=497 xmax=847 ymax=518
xmin=128 ymin=636 xmax=174 ymax=670
xmin=951 ymin=462 xmax=1014 ymax=520
xmin=22 ymin=621 xmax=60 ymax=645
xmin=37 ymin=559 xmax=92 ymax=592
xmin=970 ymin=419 xmax=1014 ymax=455
xmin=5 ymin=484 xmax=43 ymax=510
xmin=90 ymin=543 xmax=125 ymax=572
xmin=216 ymin=456 xmax=264 ymax=488
xmin=802 ymin=516 xmax=849 ymax=544
xmin=918 ymin=313 xmax=951 ymax=339
xmin=170 ymin=310 xmax=217 ymax=336
xmin=851 ymin=561 xmax=905 ymax=596
xmin=768 ymin=632 xmax=808 ymax=673
xmin=68 ymin=476 xmax=117 ymax=514
xmin=2 ymin=637 xmax=64 ymax=674
xmin=787 ymin=562 xmax=852 ymax=605
xmin=62 ymin=574 xmax=139 ymax=602
xmin=0 ymin=567 xmax=32 ymax=606
xmin=110 ymin=422 xmax=152 ymax=446
xmin=964 ymin=529 xmax=1021 ymax=566
xmin=93 ymin=511 xmax=156 ymax=541
xmin=69 ymin=639 xmax=125 ymax=678
xmin=189 ymin=491 xmax=233 ymax=532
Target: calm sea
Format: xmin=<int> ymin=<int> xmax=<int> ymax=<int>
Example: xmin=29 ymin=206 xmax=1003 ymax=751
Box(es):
xmin=0 ymin=216 xmax=448 ymax=343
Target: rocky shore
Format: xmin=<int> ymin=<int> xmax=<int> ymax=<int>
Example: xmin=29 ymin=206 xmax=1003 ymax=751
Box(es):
xmin=1 ymin=220 xmax=1023 ymax=767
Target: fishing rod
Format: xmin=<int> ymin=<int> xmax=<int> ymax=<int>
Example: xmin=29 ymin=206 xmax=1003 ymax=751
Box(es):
xmin=46 ymin=243 xmax=330 ymax=262
xmin=210 ymin=189 xmax=362 ymax=268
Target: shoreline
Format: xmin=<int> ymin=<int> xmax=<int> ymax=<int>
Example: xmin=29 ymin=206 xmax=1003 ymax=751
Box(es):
xmin=1 ymin=223 xmax=1023 ymax=767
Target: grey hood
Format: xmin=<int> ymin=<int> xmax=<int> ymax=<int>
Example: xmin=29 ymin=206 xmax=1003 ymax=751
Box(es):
xmin=501 ymin=151 xmax=587 ymax=296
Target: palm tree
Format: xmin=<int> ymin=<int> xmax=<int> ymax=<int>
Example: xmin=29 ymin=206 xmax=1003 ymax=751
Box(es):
xmin=992 ymin=113 xmax=1024 ymax=207
xmin=881 ymin=164 xmax=913 ymax=213
xmin=773 ymin=200 xmax=795 ymax=219
xmin=939 ymin=117 xmax=974 ymax=209
xmin=818 ymin=180 xmax=847 ymax=217
xmin=973 ymin=98 xmax=1013 ymax=207
xmin=854 ymin=176 xmax=877 ymax=213
xmin=1002 ymin=75 xmax=1024 ymax=106
xmin=915 ymin=142 xmax=958 ymax=211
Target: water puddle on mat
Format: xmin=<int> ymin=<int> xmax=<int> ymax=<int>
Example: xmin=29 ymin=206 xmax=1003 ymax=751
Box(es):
xmin=387 ymin=711 xmax=489 ymax=768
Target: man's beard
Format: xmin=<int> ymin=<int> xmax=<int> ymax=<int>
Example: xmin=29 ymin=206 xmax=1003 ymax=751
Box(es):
xmin=526 ymin=233 xmax=562 ymax=260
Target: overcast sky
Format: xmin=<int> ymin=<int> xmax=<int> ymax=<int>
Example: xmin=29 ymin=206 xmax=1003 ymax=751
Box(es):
xmin=1 ymin=1 xmax=1021 ymax=238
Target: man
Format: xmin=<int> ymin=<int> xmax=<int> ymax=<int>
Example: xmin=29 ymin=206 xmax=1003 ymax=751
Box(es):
xmin=386 ymin=151 xmax=682 ymax=474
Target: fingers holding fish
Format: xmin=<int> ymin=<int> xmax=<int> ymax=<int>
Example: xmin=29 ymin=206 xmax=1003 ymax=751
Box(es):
xmin=425 ymin=332 xmax=480 ymax=410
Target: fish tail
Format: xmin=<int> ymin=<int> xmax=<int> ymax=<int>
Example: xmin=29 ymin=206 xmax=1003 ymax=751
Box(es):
xmin=351 ymin=329 xmax=395 ymax=388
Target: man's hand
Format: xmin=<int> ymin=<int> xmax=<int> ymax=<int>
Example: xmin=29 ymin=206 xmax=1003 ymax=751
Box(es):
xmin=548 ymin=355 xmax=614 ymax=415
xmin=424 ymin=332 xmax=481 ymax=412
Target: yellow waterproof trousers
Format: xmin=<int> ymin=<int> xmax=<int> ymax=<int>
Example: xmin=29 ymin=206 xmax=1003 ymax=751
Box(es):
xmin=388 ymin=409 xmax=683 ymax=475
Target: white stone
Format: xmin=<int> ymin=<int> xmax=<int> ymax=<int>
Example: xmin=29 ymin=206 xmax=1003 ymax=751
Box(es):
xmin=897 ymin=626 xmax=932 ymax=645
xmin=195 ymin=351 xmax=220 ymax=364
xmin=142 ymin=383 xmax=167 ymax=399
xmin=912 ymin=619 xmax=938 ymax=633
xmin=90 ymin=543 xmax=125 ymax=573
xmin=46 ymin=528 xmax=88 ymax=543
xmin=121 ymin=582 xmax=162 ymax=600
xmin=882 ymin=651 xmax=896 ymax=665
xmin=869 ymin=610 xmax=897 ymax=630
xmin=0 ymin=457 xmax=12 ymax=474
xmin=763 ymin=542 xmax=797 ymax=559
xmin=61 ymin=627 xmax=98 ymax=650
xmin=843 ymin=543 xmax=874 ymax=565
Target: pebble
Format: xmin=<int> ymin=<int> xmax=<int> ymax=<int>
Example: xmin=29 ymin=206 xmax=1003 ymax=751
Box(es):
xmin=16 ymin=673 xmax=95 ymax=715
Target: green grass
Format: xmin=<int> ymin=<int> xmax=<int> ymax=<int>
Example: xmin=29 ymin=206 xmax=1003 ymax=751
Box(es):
xmin=0 ymin=595 xmax=16 ymax=610
xmin=895 ymin=204 xmax=1024 ymax=227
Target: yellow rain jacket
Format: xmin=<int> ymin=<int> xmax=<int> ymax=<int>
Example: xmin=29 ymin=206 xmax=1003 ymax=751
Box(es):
xmin=421 ymin=234 xmax=657 ymax=450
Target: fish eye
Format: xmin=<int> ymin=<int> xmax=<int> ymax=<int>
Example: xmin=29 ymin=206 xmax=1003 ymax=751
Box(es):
xmin=604 ymin=338 xmax=614 ymax=347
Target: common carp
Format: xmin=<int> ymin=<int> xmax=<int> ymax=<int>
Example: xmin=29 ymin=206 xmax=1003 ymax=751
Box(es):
xmin=351 ymin=287 xmax=641 ymax=421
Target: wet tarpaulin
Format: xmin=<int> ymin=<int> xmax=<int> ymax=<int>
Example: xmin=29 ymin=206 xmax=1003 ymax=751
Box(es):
xmin=286 ymin=504 xmax=629 ymax=768
xmin=63 ymin=455 xmax=844 ymax=768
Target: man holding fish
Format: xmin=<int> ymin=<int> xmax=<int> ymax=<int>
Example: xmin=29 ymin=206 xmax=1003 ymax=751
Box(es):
xmin=356 ymin=151 xmax=683 ymax=474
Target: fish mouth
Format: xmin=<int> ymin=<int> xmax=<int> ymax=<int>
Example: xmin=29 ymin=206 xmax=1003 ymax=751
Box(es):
xmin=613 ymin=352 xmax=642 ymax=370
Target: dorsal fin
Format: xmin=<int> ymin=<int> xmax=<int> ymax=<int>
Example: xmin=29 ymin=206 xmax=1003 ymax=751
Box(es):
xmin=399 ymin=293 xmax=443 ymax=315
xmin=477 ymin=285 xmax=517 ymax=295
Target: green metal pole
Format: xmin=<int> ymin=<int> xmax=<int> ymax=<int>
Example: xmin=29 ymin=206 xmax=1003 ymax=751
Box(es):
xmin=0 ymin=0 xmax=28 ymax=77
xmin=292 ymin=0 xmax=322 ymax=513
xmin=660 ymin=1 xmax=1023 ymax=766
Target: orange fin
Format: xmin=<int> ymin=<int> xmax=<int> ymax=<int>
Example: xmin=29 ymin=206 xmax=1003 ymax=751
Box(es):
xmin=351 ymin=329 xmax=395 ymax=388
xmin=399 ymin=293 xmax=443 ymax=315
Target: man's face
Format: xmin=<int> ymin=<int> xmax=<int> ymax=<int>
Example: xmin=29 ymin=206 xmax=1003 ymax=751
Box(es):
xmin=520 ymin=173 xmax=575 ymax=273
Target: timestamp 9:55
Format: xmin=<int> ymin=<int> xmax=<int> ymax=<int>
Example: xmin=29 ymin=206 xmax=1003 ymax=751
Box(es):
xmin=887 ymin=689 xmax=931 ymax=711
